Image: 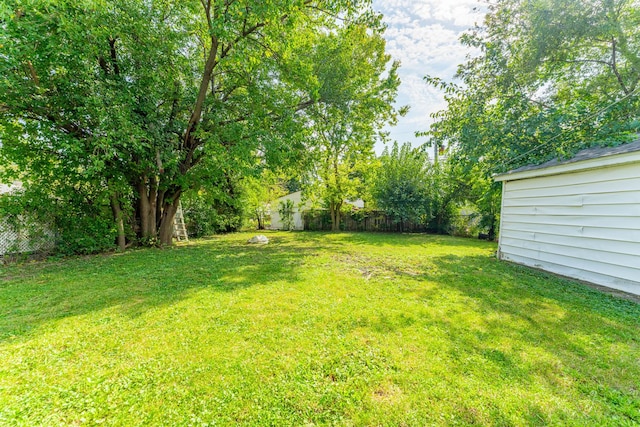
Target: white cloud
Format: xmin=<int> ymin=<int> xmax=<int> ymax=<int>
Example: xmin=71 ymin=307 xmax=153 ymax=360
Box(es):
xmin=372 ymin=0 xmax=485 ymax=152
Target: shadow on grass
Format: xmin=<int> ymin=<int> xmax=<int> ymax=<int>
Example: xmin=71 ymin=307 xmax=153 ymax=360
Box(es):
xmin=1 ymin=232 xmax=638 ymax=423
xmin=311 ymin=230 xmax=496 ymax=249
xmin=0 ymin=235 xmax=319 ymax=342
xmin=429 ymin=253 xmax=640 ymax=318
xmin=416 ymin=254 xmax=640 ymax=421
xmin=326 ymin=249 xmax=640 ymax=423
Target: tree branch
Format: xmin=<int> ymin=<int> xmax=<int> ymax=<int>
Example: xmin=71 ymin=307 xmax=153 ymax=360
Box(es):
xmin=109 ymin=37 xmax=120 ymax=76
xmin=184 ymin=36 xmax=219 ymax=147
xmin=26 ymin=61 xmax=40 ymax=86
xmin=610 ymin=37 xmax=630 ymax=95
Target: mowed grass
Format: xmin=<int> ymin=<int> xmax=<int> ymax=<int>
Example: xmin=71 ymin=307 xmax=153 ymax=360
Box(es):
xmin=0 ymin=232 xmax=639 ymax=426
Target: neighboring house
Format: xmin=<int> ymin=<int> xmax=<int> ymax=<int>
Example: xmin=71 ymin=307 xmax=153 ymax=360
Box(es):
xmin=269 ymin=191 xmax=365 ymax=231
xmin=270 ymin=191 xmax=310 ymax=231
xmin=345 ymin=198 xmax=365 ymax=209
xmin=494 ymin=140 xmax=640 ymax=296
xmin=0 ymin=182 xmax=22 ymax=194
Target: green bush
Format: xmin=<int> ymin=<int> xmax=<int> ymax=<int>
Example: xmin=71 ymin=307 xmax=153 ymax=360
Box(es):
xmin=55 ymin=213 xmax=116 ymax=255
xmin=372 ymin=143 xmax=468 ymax=235
xmin=0 ymin=190 xmax=117 ymax=256
xmin=182 ymin=191 xmax=244 ymax=238
xmin=278 ymin=199 xmax=295 ymax=231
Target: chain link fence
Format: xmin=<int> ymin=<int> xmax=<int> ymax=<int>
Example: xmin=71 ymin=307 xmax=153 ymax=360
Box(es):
xmin=0 ymin=218 xmax=55 ymax=257
xmin=1 ymin=182 xmax=55 ymax=258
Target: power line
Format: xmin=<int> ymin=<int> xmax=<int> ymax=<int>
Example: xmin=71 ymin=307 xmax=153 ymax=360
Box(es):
xmin=498 ymin=86 xmax=640 ymax=171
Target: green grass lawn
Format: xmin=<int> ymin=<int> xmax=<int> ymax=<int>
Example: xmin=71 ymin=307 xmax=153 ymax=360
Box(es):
xmin=0 ymin=232 xmax=638 ymax=426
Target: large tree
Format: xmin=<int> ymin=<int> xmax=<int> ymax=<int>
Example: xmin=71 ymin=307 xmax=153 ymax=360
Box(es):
xmin=372 ymin=142 xmax=467 ymax=233
xmin=372 ymin=142 xmax=430 ymax=229
xmin=428 ymin=0 xmax=640 ymax=174
xmin=0 ymin=0 xmax=374 ymax=247
xmin=301 ymin=23 xmax=403 ymax=231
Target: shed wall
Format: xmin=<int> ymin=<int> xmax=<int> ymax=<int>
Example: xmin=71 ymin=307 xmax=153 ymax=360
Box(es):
xmin=498 ymin=162 xmax=640 ymax=295
xmin=270 ymin=191 xmax=307 ymax=231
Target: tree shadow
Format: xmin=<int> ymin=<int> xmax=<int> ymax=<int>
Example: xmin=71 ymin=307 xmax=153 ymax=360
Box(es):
xmin=313 ymin=230 xmax=495 ymax=249
xmin=411 ymin=254 xmax=640 ymax=416
xmin=0 ymin=235 xmax=318 ymax=342
xmin=323 ymin=248 xmax=639 ymax=422
xmin=1 ymin=232 xmax=638 ymax=423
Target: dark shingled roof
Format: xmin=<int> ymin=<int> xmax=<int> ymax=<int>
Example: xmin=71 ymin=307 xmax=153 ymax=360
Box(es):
xmin=501 ymin=138 xmax=640 ymax=176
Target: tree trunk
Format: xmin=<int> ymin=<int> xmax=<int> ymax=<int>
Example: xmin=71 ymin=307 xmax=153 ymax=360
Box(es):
xmin=135 ymin=175 xmax=165 ymax=241
xmin=110 ymin=193 xmax=126 ymax=251
xmin=330 ymin=201 xmax=342 ymax=231
xmin=157 ymin=196 xmax=180 ymax=245
xmin=256 ymin=211 xmax=264 ymax=230
xmin=148 ymin=176 xmax=158 ymax=236
xmin=137 ymin=178 xmax=154 ymax=238
xmin=158 ymin=190 xmax=182 ymax=246
xmin=330 ymin=203 xmax=336 ymax=231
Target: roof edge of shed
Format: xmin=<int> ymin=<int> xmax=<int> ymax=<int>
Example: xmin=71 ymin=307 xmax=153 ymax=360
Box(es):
xmin=494 ymin=139 xmax=640 ymax=182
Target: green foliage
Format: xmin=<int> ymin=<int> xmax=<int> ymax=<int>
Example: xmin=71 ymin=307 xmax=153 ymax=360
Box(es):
xmin=372 ymin=142 xmax=430 ymax=227
xmin=0 ymin=0 xmax=381 ymax=247
xmin=0 ymin=193 xmax=52 ymax=257
xmin=427 ymin=0 xmax=640 ymax=240
xmin=1 ymin=232 xmax=639 ymax=425
xmin=0 ymin=186 xmax=116 ymax=256
xmin=300 ymin=24 xmax=403 ymax=231
xmin=240 ymin=172 xmax=286 ymax=230
xmin=449 ymin=206 xmax=482 ymax=238
xmin=428 ymin=0 xmax=640 ymax=176
xmin=423 ymin=161 xmax=465 ymax=234
xmin=467 ymin=170 xmax=502 ymax=239
xmin=55 ymin=211 xmax=117 ymax=256
xmin=182 ymin=187 xmax=244 ymax=238
xmin=372 ymin=143 xmax=467 ymax=234
xmin=278 ymin=199 xmax=295 ymax=231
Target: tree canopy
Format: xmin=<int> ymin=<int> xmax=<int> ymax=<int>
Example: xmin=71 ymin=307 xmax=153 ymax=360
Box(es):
xmin=372 ymin=142 xmax=430 ymax=227
xmin=428 ymin=0 xmax=640 ymax=175
xmin=300 ymin=23 xmax=403 ymax=230
xmin=371 ymin=142 xmax=467 ymax=234
xmin=0 ymin=0 xmax=389 ymax=248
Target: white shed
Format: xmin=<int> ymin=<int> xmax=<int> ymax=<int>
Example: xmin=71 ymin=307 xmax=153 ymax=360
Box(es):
xmin=494 ymin=140 xmax=640 ymax=296
xmin=269 ymin=191 xmax=310 ymax=231
xmin=269 ymin=191 xmax=366 ymax=231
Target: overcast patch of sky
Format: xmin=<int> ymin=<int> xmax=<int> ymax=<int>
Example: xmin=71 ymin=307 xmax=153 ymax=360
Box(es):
xmin=371 ymin=0 xmax=485 ymax=154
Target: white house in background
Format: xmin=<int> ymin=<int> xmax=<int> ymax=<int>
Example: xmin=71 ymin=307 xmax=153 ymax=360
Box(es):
xmin=269 ymin=191 xmax=365 ymax=231
xmin=494 ymin=140 xmax=640 ymax=296
xmin=269 ymin=191 xmax=310 ymax=231
xmin=0 ymin=182 xmax=22 ymax=195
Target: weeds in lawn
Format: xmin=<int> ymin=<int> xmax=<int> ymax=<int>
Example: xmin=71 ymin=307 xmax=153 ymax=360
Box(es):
xmin=0 ymin=232 xmax=638 ymax=426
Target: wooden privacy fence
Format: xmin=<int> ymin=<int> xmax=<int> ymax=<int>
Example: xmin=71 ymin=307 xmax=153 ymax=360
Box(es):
xmin=303 ymin=210 xmax=428 ymax=233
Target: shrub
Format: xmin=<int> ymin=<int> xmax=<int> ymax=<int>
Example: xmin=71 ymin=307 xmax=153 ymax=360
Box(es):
xmin=182 ymin=190 xmax=244 ymax=238
xmin=0 ymin=189 xmax=116 ymax=257
xmin=278 ymin=199 xmax=295 ymax=231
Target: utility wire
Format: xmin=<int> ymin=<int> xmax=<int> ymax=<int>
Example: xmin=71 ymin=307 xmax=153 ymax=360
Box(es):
xmin=497 ymin=85 xmax=640 ymax=171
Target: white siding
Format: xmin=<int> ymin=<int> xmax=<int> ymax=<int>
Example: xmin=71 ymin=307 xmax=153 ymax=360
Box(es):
xmin=269 ymin=193 xmax=364 ymax=230
xmin=497 ymin=161 xmax=640 ymax=295
xmin=269 ymin=191 xmax=308 ymax=231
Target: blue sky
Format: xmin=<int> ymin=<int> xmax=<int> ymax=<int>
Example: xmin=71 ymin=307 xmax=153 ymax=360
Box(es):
xmin=371 ymin=0 xmax=485 ymax=154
